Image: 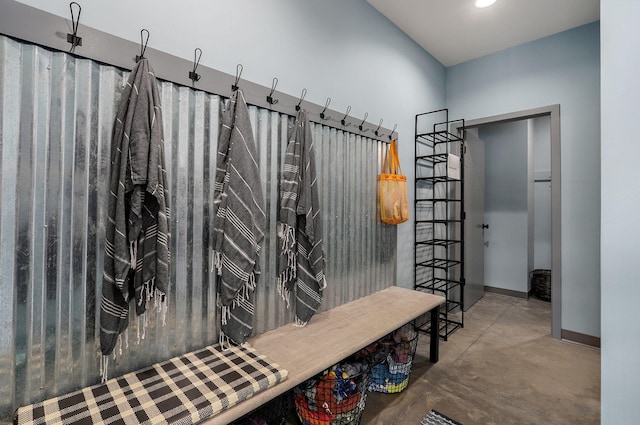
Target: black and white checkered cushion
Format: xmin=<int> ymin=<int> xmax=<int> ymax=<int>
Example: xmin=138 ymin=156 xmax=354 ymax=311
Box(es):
xmin=14 ymin=344 xmax=287 ymax=425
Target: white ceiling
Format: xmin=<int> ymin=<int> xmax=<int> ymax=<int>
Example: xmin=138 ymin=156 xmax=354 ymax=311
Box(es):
xmin=367 ymin=0 xmax=600 ymax=67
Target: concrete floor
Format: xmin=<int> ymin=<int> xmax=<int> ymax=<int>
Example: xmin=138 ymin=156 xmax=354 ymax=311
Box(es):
xmin=359 ymin=292 xmax=601 ymax=425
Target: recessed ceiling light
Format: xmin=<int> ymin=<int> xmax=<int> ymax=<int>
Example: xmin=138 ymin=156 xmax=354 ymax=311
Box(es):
xmin=475 ymin=0 xmax=497 ymax=8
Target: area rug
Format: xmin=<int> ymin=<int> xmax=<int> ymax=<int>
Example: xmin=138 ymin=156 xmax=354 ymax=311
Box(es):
xmin=419 ymin=409 xmax=463 ymax=425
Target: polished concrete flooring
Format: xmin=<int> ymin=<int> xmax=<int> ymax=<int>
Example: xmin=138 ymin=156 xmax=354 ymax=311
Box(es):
xmin=359 ymin=292 xmax=601 ymax=425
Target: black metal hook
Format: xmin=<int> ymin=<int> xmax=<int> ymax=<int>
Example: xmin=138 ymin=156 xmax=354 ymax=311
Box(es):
xmin=189 ymin=48 xmax=202 ymax=85
xmin=358 ymin=112 xmax=370 ymax=133
xmin=266 ymin=77 xmax=279 ymax=106
xmin=374 ymin=118 xmax=385 ymax=137
xmin=295 ymin=88 xmax=307 ymax=111
xmin=231 ymin=64 xmax=243 ymax=91
xmin=136 ymin=29 xmax=150 ymax=62
xmin=341 ymin=106 xmax=352 ymax=127
xmin=320 ymin=98 xmax=332 ymax=120
xmin=67 ymin=2 xmax=82 ymax=52
xmin=388 ymin=123 xmax=398 ymax=140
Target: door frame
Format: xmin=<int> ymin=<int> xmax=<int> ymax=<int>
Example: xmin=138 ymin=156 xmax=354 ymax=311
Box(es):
xmin=452 ymin=104 xmax=561 ymax=340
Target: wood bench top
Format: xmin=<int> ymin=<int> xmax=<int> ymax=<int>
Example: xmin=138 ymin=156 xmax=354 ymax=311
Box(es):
xmin=204 ymin=286 xmax=444 ymax=424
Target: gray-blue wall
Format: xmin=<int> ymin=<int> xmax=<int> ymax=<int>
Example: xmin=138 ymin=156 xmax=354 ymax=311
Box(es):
xmin=601 ymin=1 xmax=640 ymax=423
xmin=446 ymin=22 xmax=601 ymax=338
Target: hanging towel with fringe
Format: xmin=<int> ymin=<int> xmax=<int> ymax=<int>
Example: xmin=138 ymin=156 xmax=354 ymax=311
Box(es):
xmin=277 ymin=109 xmax=326 ymax=326
xmin=101 ymin=58 xmax=171 ymax=373
xmin=212 ymin=90 xmax=266 ymax=346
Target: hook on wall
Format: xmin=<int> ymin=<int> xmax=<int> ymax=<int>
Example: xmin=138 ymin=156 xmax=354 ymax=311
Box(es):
xmin=135 ymin=29 xmax=150 ymax=62
xmin=67 ymin=2 xmax=82 ymax=53
xmin=267 ymin=77 xmax=279 ymax=106
xmin=189 ymin=48 xmax=202 ymax=85
xmin=231 ymin=64 xmax=243 ymax=91
xmin=295 ymin=88 xmax=307 ymax=111
xmin=341 ymin=106 xmax=352 ymax=127
xmin=359 ymin=112 xmax=370 ymax=133
xmin=388 ymin=123 xmax=398 ymax=140
xmin=320 ymin=98 xmax=332 ymax=120
xmin=374 ymin=118 xmax=385 ymax=137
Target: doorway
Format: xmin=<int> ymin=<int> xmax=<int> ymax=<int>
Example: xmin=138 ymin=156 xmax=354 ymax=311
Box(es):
xmin=453 ymin=104 xmax=561 ymax=339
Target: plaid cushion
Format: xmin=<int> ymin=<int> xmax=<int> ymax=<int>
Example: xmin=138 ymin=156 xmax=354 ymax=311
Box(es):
xmin=14 ymin=344 xmax=288 ymax=425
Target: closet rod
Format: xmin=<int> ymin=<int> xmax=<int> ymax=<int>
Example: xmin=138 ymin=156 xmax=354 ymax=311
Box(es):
xmin=0 ymin=1 xmax=397 ymax=142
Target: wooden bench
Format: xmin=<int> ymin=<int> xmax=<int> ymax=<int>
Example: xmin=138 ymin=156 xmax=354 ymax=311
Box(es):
xmin=206 ymin=286 xmax=444 ymax=424
xmin=14 ymin=287 xmax=443 ymax=425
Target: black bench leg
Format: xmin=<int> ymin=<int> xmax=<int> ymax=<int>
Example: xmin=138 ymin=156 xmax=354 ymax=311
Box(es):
xmin=430 ymin=305 xmax=440 ymax=363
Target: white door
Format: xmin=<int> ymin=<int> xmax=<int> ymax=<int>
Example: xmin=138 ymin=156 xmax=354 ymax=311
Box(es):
xmin=464 ymin=130 xmax=486 ymax=310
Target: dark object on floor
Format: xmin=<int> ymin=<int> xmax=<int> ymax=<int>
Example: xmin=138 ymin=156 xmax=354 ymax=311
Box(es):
xmin=419 ymin=409 xmax=463 ymax=425
xmin=531 ymin=269 xmax=551 ymax=301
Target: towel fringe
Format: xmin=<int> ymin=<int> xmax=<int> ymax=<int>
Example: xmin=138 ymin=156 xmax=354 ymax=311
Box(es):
xmin=221 ymin=305 xmax=231 ymax=325
xmin=218 ymin=332 xmax=253 ymax=352
xmin=158 ymin=290 xmax=168 ymax=327
xmin=247 ymin=272 xmax=257 ymax=291
xmin=141 ymin=311 xmax=147 ymax=340
xmin=319 ymin=275 xmax=327 ymax=291
xmin=117 ymin=334 xmax=123 ymax=356
xmin=277 ymin=223 xmax=297 ymax=309
xmin=219 ymin=332 xmax=232 ymax=351
xmin=211 ymin=250 xmax=223 ymax=274
xmin=129 ymin=240 xmax=138 ymax=270
xmin=294 ymin=316 xmax=308 ymax=327
xmin=138 ymin=279 xmax=153 ymax=307
xmin=219 ymin=270 xmax=258 ymax=315
xmin=276 ymin=276 xmax=292 ymax=308
xmin=100 ymin=355 xmax=109 ymax=383
xmin=277 ymin=223 xmax=295 ymax=246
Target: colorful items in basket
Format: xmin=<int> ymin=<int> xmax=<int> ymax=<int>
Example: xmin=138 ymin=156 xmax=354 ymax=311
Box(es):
xmin=358 ymin=325 xmax=414 ymax=365
xmin=362 ymin=324 xmax=417 ymax=393
xmin=294 ymin=361 xmax=368 ymax=424
xmin=369 ymin=363 xmax=409 ymax=391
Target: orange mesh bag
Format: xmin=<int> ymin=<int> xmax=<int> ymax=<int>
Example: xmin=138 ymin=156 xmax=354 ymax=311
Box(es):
xmin=378 ymin=140 xmax=409 ymax=224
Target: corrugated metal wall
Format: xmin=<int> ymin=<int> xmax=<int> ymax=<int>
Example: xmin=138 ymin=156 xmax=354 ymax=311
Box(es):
xmin=0 ymin=35 xmax=395 ymax=419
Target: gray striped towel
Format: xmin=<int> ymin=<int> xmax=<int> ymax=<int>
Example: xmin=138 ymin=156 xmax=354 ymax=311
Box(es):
xmin=212 ymin=90 xmax=266 ymax=346
xmin=101 ymin=58 xmax=170 ymax=380
xmin=277 ymin=109 xmax=326 ymax=325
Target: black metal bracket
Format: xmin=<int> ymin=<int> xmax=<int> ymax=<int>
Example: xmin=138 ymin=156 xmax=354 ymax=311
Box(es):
xmin=188 ymin=48 xmax=202 ymax=85
xmin=320 ymin=97 xmax=331 ymax=120
xmin=135 ymin=29 xmax=149 ymax=62
xmin=341 ymin=106 xmax=352 ymax=127
xmin=358 ymin=112 xmax=370 ymax=133
xmin=388 ymin=123 xmax=398 ymax=141
xmin=374 ymin=118 xmax=385 ymax=137
xmin=266 ymin=77 xmax=279 ymax=106
xmin=295 ymin=88 xmax=307 ymax=111
xmin=67 ymin=2 xmax=82 ymax=52
xmin=231 ymin=64 xmax=243 ymax=92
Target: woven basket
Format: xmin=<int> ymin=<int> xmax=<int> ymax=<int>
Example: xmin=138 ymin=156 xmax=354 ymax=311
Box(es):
xmin=367 ymin=323 xmax=418 ymax=394
xmin=531 ymin=269 xmax=551 ymax=301
xmin=294 ymin=360 xmax=370 ymax=425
